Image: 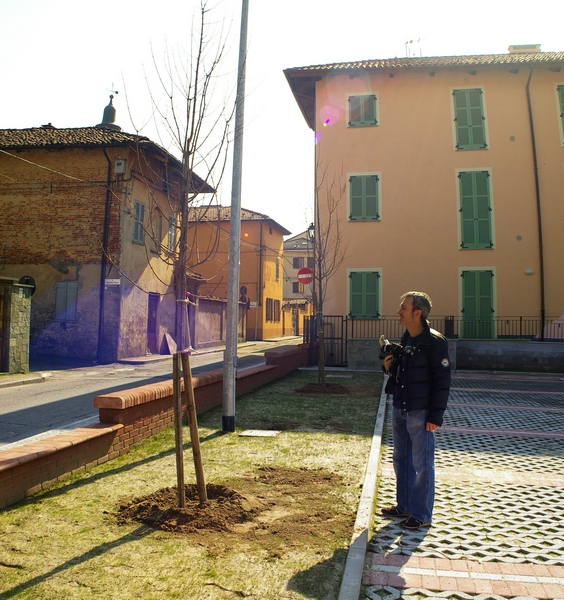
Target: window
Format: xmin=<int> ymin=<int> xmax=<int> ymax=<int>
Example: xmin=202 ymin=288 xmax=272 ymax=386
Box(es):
xmin=458 ymin=171 xmax=493 ymax=249
xmin=348 ymin=94 xmax=378 ymax=127
xmin=133 ymin=200 xmax=145 ymax=243
xmin=349 ymin=271 xmax=380 ymax=318
xmin=153 ymin=214 xmax=162 ymax=251
xmin=307 ymin=256 xmax=315 ymax=269
xmin=453 ymin=88 xmax=487 ymax=150
xmin=167 ymin=215 xmax=176 ymax=251
xmin=55 ymin=280 xmax=78 ymax=321
xmin=349 ymin=174 xmax=380 ymax=220
xmin=292 ymin=282 xmax=304 ymax=294
xmin=266 ymin=298 xmax=281 ymax=322
xmin=293 ymin=257 xmax=304 ymax=269
xmin=276 ymin=256 xmax=280 ymax=281
xmin=557 ymin=85 xmax=564 ymax=141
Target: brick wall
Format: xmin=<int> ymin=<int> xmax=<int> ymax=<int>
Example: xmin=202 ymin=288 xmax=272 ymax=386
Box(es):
xmin=0 ymin=346 xmax=309 ymax=509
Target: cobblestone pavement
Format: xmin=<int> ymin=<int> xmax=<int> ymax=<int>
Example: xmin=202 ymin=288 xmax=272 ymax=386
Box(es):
xmin=362 ymin=371 xmax=564 ymax=600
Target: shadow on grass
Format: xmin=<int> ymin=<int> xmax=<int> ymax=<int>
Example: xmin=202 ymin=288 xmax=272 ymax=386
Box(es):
xmin=3 ymin=430 xmax=227 ymax=512
xmin=0 ymin=524 xmax=153 ymax=598
xmin=286 ymin=547 xmax=349 ymax=599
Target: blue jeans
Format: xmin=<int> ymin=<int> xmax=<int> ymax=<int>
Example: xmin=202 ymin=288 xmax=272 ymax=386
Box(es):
xmin=391 ymin=407 xmax=435 ymax=523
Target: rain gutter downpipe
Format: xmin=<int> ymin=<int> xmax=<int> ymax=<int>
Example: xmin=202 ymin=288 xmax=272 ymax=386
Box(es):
xmin=97 ymin=149 xmax=113 ymax=362
xmin=525 ymin=66 xmax=546 ymax=340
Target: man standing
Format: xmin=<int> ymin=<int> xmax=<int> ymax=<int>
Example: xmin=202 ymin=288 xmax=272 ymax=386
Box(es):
xmin=381 ymin=291 xmax=451 ymax=530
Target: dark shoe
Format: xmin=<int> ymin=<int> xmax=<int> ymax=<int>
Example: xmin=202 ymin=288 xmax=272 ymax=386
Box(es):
xmin=380 ymin=505 xmax=409 ymax=518
xmin=400 ymin=516 xmax=431 ymax=530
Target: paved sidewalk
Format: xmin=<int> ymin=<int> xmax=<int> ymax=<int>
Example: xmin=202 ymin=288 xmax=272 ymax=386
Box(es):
xmin=362 ymin=371 xmax=564 ymax=600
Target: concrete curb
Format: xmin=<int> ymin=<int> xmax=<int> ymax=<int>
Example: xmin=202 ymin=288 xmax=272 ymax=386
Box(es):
xmin=338 ymin=380 xmax=388 ymax=600
xmin=0 ymin=374 xmax=48 ymax=389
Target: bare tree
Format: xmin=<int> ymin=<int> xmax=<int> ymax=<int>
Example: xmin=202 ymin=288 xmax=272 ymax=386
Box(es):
xmin=122 ymin=0 xmax=237 ymax=506
xmin=311 ymin=160 xmax=348 ymax=387
xmin=128 ymin=0 xmax=236 ymax=352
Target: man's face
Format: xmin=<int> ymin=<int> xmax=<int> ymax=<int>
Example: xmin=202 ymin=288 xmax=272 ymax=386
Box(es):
xmin=397 ymin=296 xmax=421 ymax=328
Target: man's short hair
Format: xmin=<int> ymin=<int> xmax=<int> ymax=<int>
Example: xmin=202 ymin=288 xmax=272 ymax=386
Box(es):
xmin=401 ymin=291 xmax=432 ymax=320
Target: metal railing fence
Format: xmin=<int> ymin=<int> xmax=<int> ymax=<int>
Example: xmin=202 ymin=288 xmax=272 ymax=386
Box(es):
xmin=304 ymin=315 xmax=562 ymax=367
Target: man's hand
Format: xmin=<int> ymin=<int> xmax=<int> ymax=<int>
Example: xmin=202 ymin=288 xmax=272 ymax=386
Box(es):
xmin=383 ymin=355 xmax=393 ymax=373
xmin=426 ymin=422 xmax=439 ymax=432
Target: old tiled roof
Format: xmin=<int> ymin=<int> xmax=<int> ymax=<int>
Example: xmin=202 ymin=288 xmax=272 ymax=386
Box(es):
xmin=284 ymin=231 xmax=313 ymax=250
xmin=0 ymin=126 xmax=155 ymax=150
xmin=287 ymin=51 xmax=564 ymax=74
xmin=285 ymin=50 xmax=564 ymax=129
xmin=0 ymin=125 xmax=215 ymax=194
xmin=188 ymin=205 xmax=291 ymax=235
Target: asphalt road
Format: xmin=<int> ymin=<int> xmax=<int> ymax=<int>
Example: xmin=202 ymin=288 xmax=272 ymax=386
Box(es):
xmin=0 ymin=338 xmax=302 ymax=450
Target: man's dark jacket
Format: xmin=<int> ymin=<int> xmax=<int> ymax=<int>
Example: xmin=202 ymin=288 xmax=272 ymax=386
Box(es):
xmin=384 ymin=321 xmax=451 ymax=426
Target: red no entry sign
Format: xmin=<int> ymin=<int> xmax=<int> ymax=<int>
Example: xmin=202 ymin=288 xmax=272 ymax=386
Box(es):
xmin=297 ymin=267 xmax=313 ymax=284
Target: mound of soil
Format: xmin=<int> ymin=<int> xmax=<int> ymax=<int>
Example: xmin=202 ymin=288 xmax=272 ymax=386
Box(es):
xmin=116 ymin=466 xmax=353 ymax=558
xmin=116 ymin=483 xmax=262 ymax=534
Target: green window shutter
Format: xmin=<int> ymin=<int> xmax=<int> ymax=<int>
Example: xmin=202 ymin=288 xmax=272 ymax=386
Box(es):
xmin=350 ymin=272 xmax=364 ymax=315
xmin=350 ymin=176 xmax=364 ymax=220
xmin=459 ymin=171 xmax=492 ymax=249
xmin=55 ymin=281 xmax=78 ymax=321
xmin=474 ymin=172 xmax=492 ymax=247
xmin=364 ymin=176 xmax=379 ymax=219
xmin=349 ymin=175 xmax=380 ymax=220
xmin=558 ymin=85 xmax=564 ymax=135
xmin=453 ymin=89 xmax=487 ymax=150
xmin=349 ymin=271 xmax=380 ymax=317
xmin=364 ymin=272 xmax=380 ymax=316
xmin=461 ymin=270 xmax=494 ymax=338
xmin=348 ymin=95 xmax=377 ymax=127
xmin=134 ymin=201 xmax=145 ymax=243
xmin=167 ymin=215 xmax=175 ymax=250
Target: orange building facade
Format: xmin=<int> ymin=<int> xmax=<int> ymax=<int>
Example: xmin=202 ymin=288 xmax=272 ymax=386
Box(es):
xmin=285 ymin=46 xmax=564 ymax=338
xmin=187 ymin=207 xmax=290 ymax=341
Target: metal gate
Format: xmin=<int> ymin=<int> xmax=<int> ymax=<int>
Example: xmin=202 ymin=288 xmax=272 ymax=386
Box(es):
xmin=304 ymin=316 xmax=347 ymax=367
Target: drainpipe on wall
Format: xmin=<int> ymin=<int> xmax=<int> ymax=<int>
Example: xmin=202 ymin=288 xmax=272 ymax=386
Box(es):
xmin=97 ymin=149 xmax=113 ymax=362
xmin=525 ymin=67 xmax=546 ymax=340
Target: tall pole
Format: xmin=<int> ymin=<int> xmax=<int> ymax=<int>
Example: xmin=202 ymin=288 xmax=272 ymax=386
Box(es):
xmin=223 ymin=0 xmax=249 ymax=432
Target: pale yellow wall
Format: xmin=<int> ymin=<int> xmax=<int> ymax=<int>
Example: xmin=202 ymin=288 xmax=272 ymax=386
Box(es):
xmin=314 ymin=65 xmax=564 ymax=320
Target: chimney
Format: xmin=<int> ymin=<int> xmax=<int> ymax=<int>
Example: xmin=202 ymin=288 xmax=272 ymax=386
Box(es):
xmin=508 ymin=44 xmax=541 ymax=54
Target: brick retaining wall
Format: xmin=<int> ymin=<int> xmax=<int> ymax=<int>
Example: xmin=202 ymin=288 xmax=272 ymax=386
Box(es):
xmin=0 ymin=346 xmax=308 ymax=509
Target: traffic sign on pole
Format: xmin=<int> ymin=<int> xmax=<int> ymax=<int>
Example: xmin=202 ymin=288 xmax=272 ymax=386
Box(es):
xmin=297 ymin=267 xmax=313 ymax=284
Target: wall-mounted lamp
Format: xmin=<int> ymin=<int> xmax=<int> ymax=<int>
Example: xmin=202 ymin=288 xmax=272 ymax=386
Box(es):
xmin=524 ymin=268 xmax=534 ymax=275
xmin=307 ymin=222 xmax=315 ymax=241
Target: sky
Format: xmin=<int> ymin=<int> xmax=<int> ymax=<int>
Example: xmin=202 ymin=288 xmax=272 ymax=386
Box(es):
xmin=1 ymin=0 xmax=562 ymax=237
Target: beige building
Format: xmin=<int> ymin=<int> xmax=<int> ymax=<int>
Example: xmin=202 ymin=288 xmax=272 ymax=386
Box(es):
xmin=282 ymin=231 xmax=314 ymax=335
xmin=285 ymin=46 xmax=564 ymax=339
xmin=0 ymin=99 xmax=212 ymax=362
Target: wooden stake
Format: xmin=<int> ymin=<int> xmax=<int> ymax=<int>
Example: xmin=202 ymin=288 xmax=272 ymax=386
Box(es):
xmin=172 ymin=353 xmax=186 ymax=508
xmin=181 ymin=351 xmax=208 ymax=505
